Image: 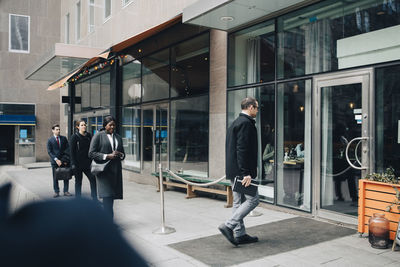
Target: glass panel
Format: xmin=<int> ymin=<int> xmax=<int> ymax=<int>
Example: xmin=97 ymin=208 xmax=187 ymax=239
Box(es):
xmin=101 ymin=72 xmax=111 ymax=107
xmin=171 ymin=33 xmax=209 ymax=97
xmin=276 ymin=80 xmax=311 ymax=211
xmin=122 ymin=60 xmax=141 ymax=105
xmin=76 ymin=1 xmax=81 ymax=40
xmin=0 ymin=103 xmax=34 ymax=115
xmin=122 ymin=106 xmax=141 ymax=171
xmin=277 ymin=0 xmax=400 ymax=79
xmin=90 ymin=76 xmax=101 ymax=108
xmin=376 ymin=65 xmax=400 ymax=176
xmin=89 ymin=117 xmax=96 ymax=136
xmin=228 ymin=20 xmax=275 ymax=87
xmin=170 ymin=96 xmax=208 ymax=177
xmin=227 ymin=85 xmax=276 ymax=203
xmin=10 ymin=15 xmax=29 ymax=52
xmin=18 ymin=126 xmax=35 ymax=159
xmin=320 ymin=83 xmax=361 ymax=216
xmin=142 ymin=49 xmax=169 ymax=102
xmin=105 ymin=0 xmax=111 ymax=18
xmin=75 ymin=83 xmax=82 ymax=113
xmin=142 ymin=108 xmax=154 ymax=174
xmin=81 ymin=80 xmax=90 ymax=110
xmin=155 ymin=106 xmax=168 ymax=170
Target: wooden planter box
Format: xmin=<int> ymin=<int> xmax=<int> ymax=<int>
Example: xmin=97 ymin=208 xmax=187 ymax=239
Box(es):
xmin=358 ymin=179 xmax=400 ymax=240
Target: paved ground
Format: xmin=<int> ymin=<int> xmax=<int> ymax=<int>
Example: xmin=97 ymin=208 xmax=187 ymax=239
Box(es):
xmin=1 ymin=164 xmax=400 ymax=266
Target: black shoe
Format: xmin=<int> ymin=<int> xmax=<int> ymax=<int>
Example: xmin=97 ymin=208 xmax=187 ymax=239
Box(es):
xmin=218 ymin=224 xmax=238 ymax=246
xmin=235 ymin=234 xmax=259 ymax=244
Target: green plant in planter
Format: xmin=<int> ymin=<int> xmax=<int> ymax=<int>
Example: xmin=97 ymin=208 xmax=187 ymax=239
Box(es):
xmin=385 ymin=187 xmax=400 ymax=212
xmin=365 ymin=167 xmax=399 ymax=184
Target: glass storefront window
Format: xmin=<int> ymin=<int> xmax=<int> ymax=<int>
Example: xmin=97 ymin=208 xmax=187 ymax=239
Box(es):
xmin=75 ymin=83 xmax=81 ymax=113
xmin=142 ymin=49 xmax=169 ymax=102
xmin=75 ymin=71 xmax=110 ymax=113
xmin=228 ymin=20 xmax=275 ymax=87
xmin=277 ymin=0 xmax=400 ymax=79
xmin=171 ymin=33 xmax=210 ymax=97
xmin=91 ymin=75 xmax=101 ymax=108
xmin=376 ymin=65 xmax=400 ymax=176
xmin=122 ymin=60 xmax=141 ymax=104
xmin=81 ymin=79 xmax=90 ymax=110
xmin=227 ymin=85 xmax=276 ymax=203
xmin=121 ymin=106 xmax=141 ymax=171
xmin=276 ymin=80 xmax=311 ymax=211
xmin=100 ymin=72 xmax=111 ymax=107
xmin=170 ymin=96 xmax=208 ymax=177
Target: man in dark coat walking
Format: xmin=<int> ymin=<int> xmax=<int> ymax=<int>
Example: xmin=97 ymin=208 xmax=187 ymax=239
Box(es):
xmin=47 ymin=124 xmax=72 ymax=198
xmin=219 ymin=97 xmax=260 ymax=246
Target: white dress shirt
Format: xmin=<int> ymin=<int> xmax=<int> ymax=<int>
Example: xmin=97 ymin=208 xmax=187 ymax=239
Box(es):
xmin=103 ymin=133 xmax=118 ymax=160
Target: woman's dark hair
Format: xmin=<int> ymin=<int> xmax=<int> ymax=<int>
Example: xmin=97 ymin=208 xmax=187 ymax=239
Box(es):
xmin=102 ymin=115 xmax=116 ymax=130
xmin=75 ymin=120 xmax=86 ymax=128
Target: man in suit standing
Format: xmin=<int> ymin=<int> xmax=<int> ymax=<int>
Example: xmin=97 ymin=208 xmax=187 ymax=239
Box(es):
xmin=218 ymin=97 xmax=260 ymax=246
xmin=47 ymin=124 xmax=72 ymax=198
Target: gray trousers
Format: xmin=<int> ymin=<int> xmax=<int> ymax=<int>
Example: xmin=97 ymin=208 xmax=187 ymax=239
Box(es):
xmin=225 ymin=190 xmax=259 ymax=237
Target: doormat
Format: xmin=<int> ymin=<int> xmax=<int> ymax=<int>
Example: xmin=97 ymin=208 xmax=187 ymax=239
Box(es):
xmin=169 ymin=216 xmax=355 ymax=266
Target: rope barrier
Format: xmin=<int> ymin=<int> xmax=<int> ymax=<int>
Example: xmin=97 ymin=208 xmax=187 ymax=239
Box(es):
xmin=165 ymin=169 xmax=227 ymax=187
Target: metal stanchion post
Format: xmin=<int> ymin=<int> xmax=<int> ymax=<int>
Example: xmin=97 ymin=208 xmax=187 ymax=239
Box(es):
xmin=153 ymin=163 xmax=175 ymax=235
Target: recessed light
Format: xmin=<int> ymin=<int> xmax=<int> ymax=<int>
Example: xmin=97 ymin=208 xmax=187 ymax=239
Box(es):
xmin=220 ymin=16 xmax=234 ymax=22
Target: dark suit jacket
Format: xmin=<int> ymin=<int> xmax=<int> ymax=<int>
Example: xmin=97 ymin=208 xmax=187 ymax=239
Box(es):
xmin=89 ymin=131 xmax=125 ymax=199
xmin=47 ymin=135 xmax=69 ymax=166
xmin=226 ymin=113 xmax=258 ymax=181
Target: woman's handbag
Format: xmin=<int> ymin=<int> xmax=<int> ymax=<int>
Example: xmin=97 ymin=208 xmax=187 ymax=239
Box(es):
xmin=55 ymin=167 xmax=72 ymax=180
xmin=90 ymin=160 xmax=110 ymax=176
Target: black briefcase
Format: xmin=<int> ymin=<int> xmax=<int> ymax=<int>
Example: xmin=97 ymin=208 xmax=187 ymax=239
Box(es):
xmin=55 ymin=167 xmax=72 ymax=180
xmin=232 ymin=176 xmax=258 ymax=197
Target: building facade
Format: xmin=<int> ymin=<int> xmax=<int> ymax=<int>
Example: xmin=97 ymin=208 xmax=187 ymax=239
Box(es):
xmin=0 ymin=0 xmax=61 ymax=164
xmin=46 ymin=0 xmax=400 ymax=225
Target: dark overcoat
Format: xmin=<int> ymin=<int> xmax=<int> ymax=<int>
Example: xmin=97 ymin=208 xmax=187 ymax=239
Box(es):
xmin=70 ymin=132 xmax=92 ymax=170
xmin=225 ymin=113 xmax=258 ymax=181
xmin=89 ymin=131 xmax=125 ymax=199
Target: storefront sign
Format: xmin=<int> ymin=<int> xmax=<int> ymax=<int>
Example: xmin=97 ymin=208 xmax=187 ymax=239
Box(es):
xmin=20 ymin=129 xmax=27 ymax=139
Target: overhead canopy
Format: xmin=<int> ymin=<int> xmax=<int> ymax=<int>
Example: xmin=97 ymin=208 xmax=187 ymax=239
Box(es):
xmin=25 ymin=43 xmax=105 ymax=81
xmin=47 ymin=15 xmax=182 ymax=91
xmin=0 ymin=115 xmax=36 ymax=126
xmin=183 ymin=0 xmax=309 ymax=31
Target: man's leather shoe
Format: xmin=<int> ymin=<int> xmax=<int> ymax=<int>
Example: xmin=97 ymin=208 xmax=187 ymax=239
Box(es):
xmin=218 ymin=224 xmax=238 ymax=246
xmin=53 ymin=193 xmax=60 ymax=198
xmin=235 ymin=234 xmax=259 ymax=244
xmin=64 ymin=192 xmax=73 ymax=197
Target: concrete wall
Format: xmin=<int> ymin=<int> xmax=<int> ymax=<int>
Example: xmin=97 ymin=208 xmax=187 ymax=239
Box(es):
xmin=60 ymin=0 xmax=197 ymax=49
xmin=0 ymin=0 xmax=61 ymax=162
xmin=209 ymin=30 xmax=227 ymax=178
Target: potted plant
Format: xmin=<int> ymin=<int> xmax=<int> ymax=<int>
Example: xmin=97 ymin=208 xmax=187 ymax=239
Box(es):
xmin=358 ymin=168 xmax=400 ymax=240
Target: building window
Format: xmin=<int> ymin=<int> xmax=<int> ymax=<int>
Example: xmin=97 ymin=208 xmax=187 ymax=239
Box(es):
xmin=122 ymin=60 xmax=142 ymax=105
xmin=104 ymin=0 xmax=112 ymax=20
xmin=89 ymin=0 xmax=95 ymax=33
xmin=65 ymin=13 xmax=70 ymax=44
xmin=121 ymin=106 xmax=141 ymax=171
xmin=171 ymin=33 xmax=210 ymax=97
xmin=76 ymin=1 xmax=81 ymax=41
xmin=170 ymin=95 xmax=209 ymax=177
xmin=122 ymin=0 xmax=132 ymax=7
xmin=142 ymin=48 xmax=169 ymax=102
xmin=9 ymin=14 xmax=30 ymax=53
xmin=228 ymin=20 xmax=275 ymax=87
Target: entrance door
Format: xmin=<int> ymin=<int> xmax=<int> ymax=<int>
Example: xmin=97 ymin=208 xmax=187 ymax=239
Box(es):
xmin=313 ymin=69 xmax=373 ymax=224
xmin=142 ymin=103 xmax=169 ymax=175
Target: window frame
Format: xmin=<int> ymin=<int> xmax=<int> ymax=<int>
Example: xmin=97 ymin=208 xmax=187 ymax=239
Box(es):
xmin=65 ymin=13 xmax=70 ymax=44
xmin=88 ymin=0 xmax=95 ymax=33
xmin=8 ymin=14 xmax=30 ymax=54
xmin=75 ymin=0 xmax=81 ymax=41
xmin=104 ymin=0 xmax=112 ymax=22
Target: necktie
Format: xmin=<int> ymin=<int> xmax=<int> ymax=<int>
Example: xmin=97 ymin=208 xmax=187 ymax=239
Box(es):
xmin=112 ymin=135 xmax=116 ymax=151
xmin=56 ymin=136 xmax=60 ymax=147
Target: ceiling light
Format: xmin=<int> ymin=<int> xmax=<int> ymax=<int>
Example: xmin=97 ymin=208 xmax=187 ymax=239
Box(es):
xmin=220 ymin=16 xmax=234 ymax=22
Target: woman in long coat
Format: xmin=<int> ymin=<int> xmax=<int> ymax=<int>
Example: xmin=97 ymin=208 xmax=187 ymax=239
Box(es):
xmin=89 ymin=116 xmax=125 ymax=218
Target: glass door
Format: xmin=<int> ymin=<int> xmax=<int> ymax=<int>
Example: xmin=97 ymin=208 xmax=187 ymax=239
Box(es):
xmin=313 ymin=69 xmax=373 ymax=224
xmin=141 ymin=103 xmax=169 ymax=175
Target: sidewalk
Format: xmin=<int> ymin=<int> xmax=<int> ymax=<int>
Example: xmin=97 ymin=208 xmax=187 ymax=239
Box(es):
xmin=1 ymin=164 xmax=400 ymax=266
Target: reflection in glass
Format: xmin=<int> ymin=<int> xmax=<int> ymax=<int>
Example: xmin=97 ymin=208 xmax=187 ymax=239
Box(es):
xmin=75 ymin=83 xmax=81 ymax=112
xmin=277 ymin=0 xmax=400 ymax=79
xmin=170 ymin=96 xmax=208 ymax=177
xmin=171 ymin=33 xmax=209 ymax=97
xmin=122 ymin=106 xmax=141 ymax=171
xmin=276 ymin=80 xmax=311 ymax=211
xmin=320 ymin=84 xmax=361 ymax=216
xmin=376 ymin=65 xmax=400 ymax=176
xmin=142 ymin=49 xmax=169 ymax=102
xmin=91 ymin=75 xmax=101 ymax=108
xmin=81 ymin=80 xmax=90 ymax=110
xmin=227 ymin=85 xmax=275 ymax=203
xmin=142 ymin=108 xmax=154 ymax=174
xmin=155 ymin=106 xmax=168 ymax=171
xmin=228 ymin=20 xmax=275 ymax=87
xmin=122 ymin=60 xmax=141 ymax=104
xmin=101 ymin=72 xmax=110 ymax=107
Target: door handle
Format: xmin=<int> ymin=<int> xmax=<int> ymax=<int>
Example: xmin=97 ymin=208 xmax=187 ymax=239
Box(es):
xmin=345 ymin=137 xmax=368 ymax=170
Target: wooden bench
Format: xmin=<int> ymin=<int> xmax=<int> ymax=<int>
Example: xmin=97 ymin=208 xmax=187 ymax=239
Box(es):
xmin=152 ymin=172 xmax=233 ymax=208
